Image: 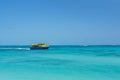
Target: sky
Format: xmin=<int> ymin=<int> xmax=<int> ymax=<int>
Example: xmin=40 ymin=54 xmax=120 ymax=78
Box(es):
xmin=0 ymin=0 xmax=120 ymax=45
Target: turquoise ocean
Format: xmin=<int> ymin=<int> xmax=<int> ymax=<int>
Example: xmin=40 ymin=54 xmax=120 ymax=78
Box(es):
xmin=0 ymin=45 xmax=120 ymax=80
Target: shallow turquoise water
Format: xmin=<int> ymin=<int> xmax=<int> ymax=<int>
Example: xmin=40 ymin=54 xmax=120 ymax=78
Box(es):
xmin=0 ymin=46 xmax=120 ymax=80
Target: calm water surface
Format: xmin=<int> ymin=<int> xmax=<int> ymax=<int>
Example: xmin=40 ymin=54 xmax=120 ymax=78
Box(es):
xmin=0 ymin=46 xmax=120 ymax=80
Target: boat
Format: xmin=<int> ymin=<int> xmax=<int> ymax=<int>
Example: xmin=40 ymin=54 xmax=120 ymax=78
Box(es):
xmin=30 ymin=43 xmax=49 ymax=50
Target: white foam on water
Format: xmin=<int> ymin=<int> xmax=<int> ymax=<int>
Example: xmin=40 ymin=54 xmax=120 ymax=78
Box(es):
xmin=0 ymin=48 xmax=30 ymax=50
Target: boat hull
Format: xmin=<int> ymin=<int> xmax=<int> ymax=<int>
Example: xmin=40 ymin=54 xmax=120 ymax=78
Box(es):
xmin=30 ymin=47 xmax=49 ymax=50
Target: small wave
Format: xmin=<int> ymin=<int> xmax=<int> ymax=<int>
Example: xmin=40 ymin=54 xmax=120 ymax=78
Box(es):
xmin=0 ymin=48 xmax=30 ymax=50
xmin=96 ymin=52 xmax=120 ymax=57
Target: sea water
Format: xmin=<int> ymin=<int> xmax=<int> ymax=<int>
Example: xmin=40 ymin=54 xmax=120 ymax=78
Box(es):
xmin=0 ymin=45 xmax=120 ymax=80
